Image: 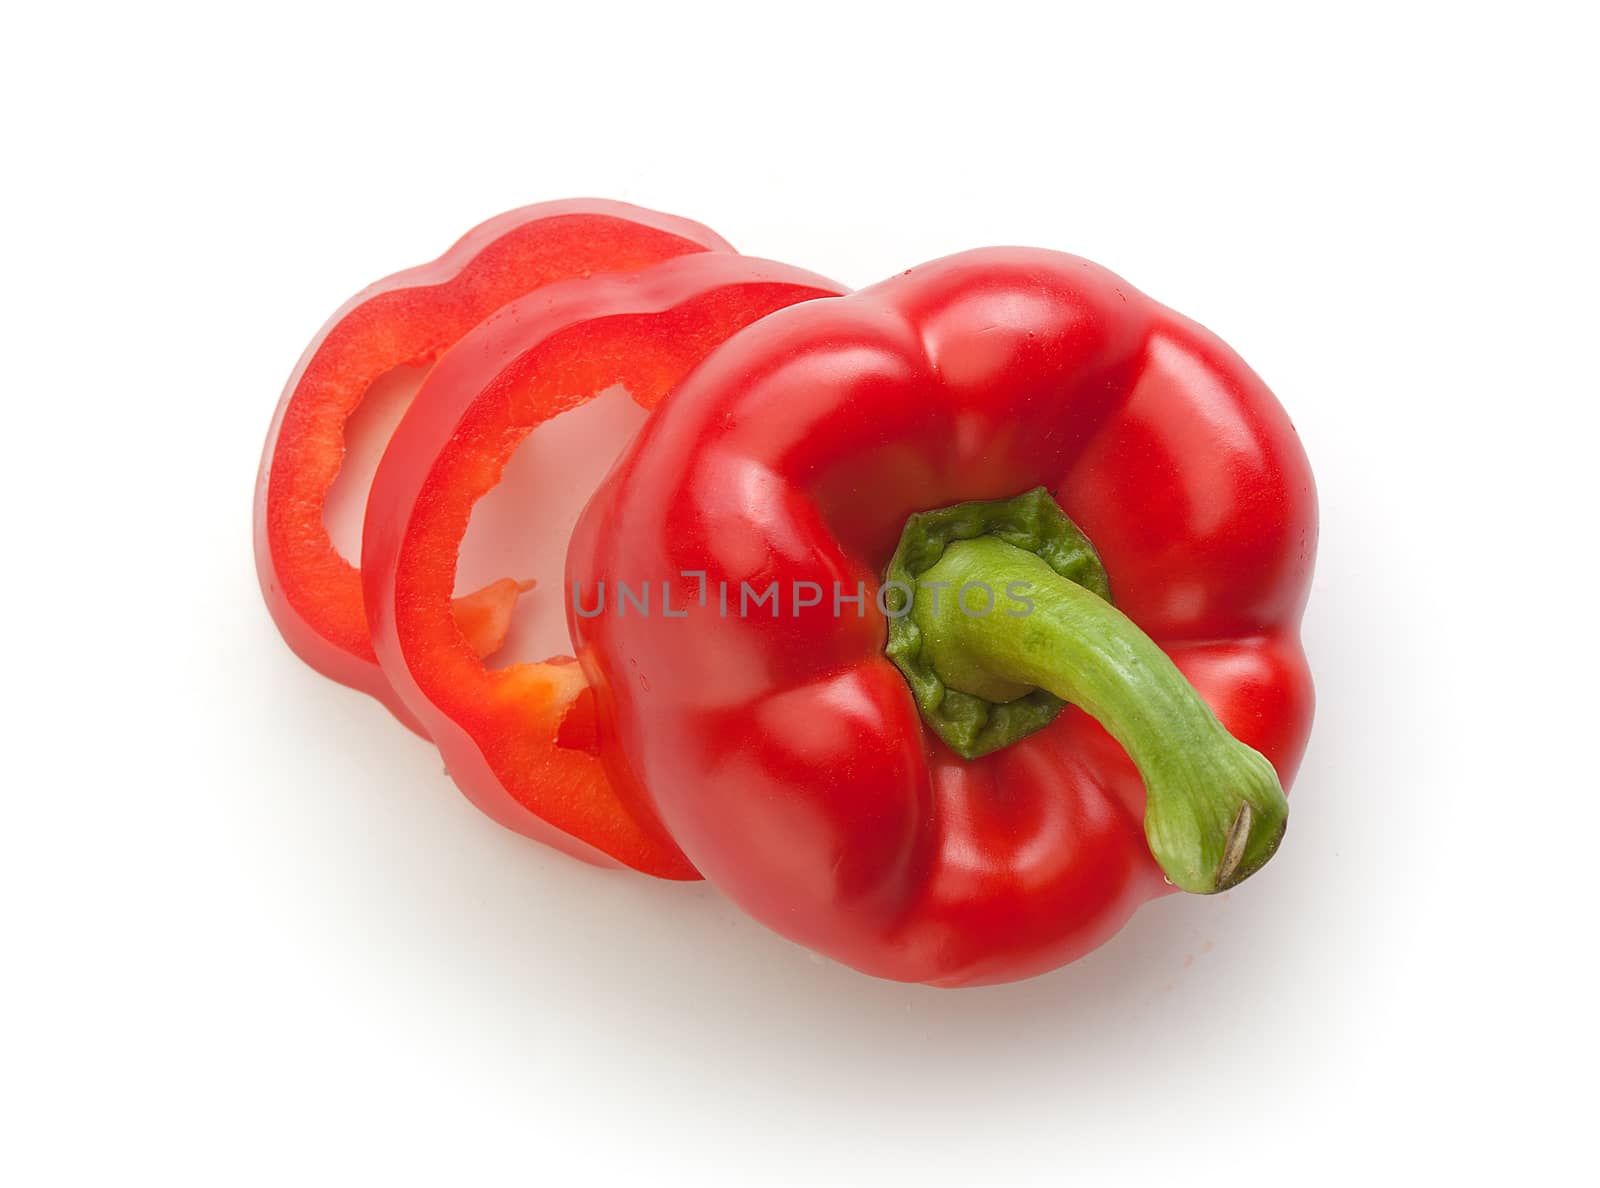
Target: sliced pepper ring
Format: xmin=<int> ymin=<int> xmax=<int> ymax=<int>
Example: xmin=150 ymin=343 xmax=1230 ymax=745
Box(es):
xmin=361 ymin=253 xmax=848 ymax=876
xmin=254 ymin=199 xmax=733 ymax=730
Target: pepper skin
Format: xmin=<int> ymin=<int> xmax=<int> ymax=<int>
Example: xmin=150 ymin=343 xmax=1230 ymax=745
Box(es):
xmin=254 ymin=200 xmax=733 ymax=731
xmin=568 ymin=249 xmax=1315 ymax=985
xmin=361 ymin=254 xmax=847 ymax=876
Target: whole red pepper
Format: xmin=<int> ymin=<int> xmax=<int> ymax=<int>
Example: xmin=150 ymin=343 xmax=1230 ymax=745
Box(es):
xmin=568 ymin=249 xmax=1315 ymax=985
xmin=361 ymin=253 xmax=846 ymax=875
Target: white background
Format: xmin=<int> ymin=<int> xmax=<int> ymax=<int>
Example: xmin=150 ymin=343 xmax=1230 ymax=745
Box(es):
xmin=5 ymin=2 xmax=1596 ymax=1183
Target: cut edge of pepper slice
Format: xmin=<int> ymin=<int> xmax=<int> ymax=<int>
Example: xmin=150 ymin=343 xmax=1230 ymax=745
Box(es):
xmin=254 ymin=199 xmax=735 ymax=730
xmin=361 ymin=252 xmax=848 ymax=877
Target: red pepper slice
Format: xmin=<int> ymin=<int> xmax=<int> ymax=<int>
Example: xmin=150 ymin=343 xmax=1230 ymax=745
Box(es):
xmin=254 ymin=200 xmax=732 ymax=729
xmin=567 ymin=249 xmax=1316 ymax=983
xmin=361 ymin=254 xmax=847 ymax=876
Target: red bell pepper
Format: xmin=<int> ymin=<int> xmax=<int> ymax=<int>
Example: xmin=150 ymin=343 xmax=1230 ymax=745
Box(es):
xmin=253 ymin=200 xmax=732 ymax=729
xmin=361 ymin=253 xmax=847 ymax=876
xmin=568 ymin=248 xmax=1316 ymax=985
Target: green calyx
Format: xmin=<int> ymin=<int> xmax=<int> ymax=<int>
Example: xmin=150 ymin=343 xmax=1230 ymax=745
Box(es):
xmin=882 ymin=487 xmax=1110 ymax=760
xmin=883 ymin=488 xmax=1288 ymax=894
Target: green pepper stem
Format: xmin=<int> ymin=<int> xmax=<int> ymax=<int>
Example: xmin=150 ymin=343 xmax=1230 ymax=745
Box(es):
xmin=909 ymin=536 xmax=1287 ymax=893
